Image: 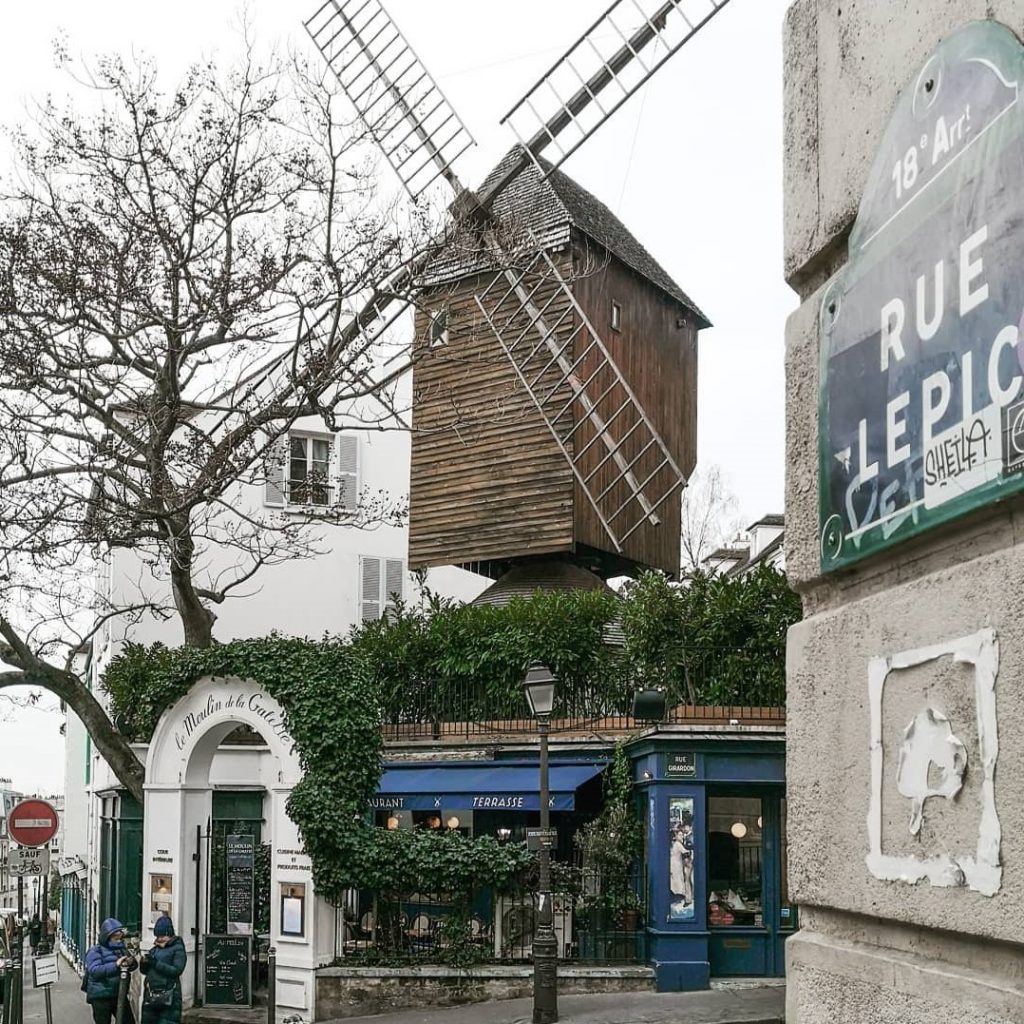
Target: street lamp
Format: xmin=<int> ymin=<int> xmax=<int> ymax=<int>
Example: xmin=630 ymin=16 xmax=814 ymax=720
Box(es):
xmin=523 ymin=661 xmax=558 ymax=1024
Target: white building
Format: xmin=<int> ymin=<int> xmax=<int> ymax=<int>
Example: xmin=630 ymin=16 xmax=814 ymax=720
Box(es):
xmin=61 ymin=402 xmax=488 ymax=976
xmin=702 ymin=514 xmax=785 ymax=577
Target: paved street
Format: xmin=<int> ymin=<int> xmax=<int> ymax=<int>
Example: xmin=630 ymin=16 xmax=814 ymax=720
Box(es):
xmin=322 ymin=986 xmax=785 ymax=1024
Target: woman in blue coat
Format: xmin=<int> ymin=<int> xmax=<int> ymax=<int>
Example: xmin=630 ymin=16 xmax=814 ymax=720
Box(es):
xmin=139 ymin=916 xmax=187 ymax=1024
xmin=84 ymin=917 xmax=137 ymax=1024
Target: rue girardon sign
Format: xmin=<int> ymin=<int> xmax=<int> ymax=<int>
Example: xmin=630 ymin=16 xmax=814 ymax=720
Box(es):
xmin=820 ymin=22 xmax=1024 ymax=570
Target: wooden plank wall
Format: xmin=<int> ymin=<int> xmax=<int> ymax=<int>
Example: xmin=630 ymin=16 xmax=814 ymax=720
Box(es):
xmin=408 ymin=251 xmax=578 ymax=571
xmin=569 ymin=239 xmax=698 ymax=576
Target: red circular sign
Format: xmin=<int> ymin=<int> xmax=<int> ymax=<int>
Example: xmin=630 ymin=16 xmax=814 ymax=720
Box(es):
xmin=6 ymin=799 xmax=59 ymax=848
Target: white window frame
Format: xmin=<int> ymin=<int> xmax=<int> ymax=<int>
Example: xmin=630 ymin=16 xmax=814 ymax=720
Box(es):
xmin=264 ymin=431 xmax=359 ymax=511
xmin=360 ymin=556 xmax=405 ymax=623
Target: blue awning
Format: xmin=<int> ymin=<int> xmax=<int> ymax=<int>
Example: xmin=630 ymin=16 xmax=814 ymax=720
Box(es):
xmin=372 ymin=762 xmax=606 ymax=812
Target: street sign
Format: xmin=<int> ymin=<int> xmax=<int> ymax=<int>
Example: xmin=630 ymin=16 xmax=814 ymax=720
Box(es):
xmin=7 ymin=847 xmax=50 ymax=877
xmin=819 ymin=22 xmax=1024 ymax=570
xmin=32 ymin=952 xmax=58 ymax=987
xmin=6 ymin=799 xmax=59 ymax=848
xmin=526 ymin=827 xmax=558 ymax=852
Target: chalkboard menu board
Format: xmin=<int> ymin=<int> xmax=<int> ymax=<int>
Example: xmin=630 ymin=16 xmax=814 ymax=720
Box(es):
xmin=203 ymin=934 xmax=251 ymax=1007
xmin=225 ymin=834 xmax=254 ymax=934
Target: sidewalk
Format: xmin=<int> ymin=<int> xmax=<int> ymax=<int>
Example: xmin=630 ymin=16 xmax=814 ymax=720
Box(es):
xmin=321 ymin=985 xmax=785 ymax=1024
xmin=21 ymin=951 xmax=92 ymax=1023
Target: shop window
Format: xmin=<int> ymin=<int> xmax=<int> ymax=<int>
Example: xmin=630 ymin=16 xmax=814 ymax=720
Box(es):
xmin=707 ymin=796 xmax=763 ymax=927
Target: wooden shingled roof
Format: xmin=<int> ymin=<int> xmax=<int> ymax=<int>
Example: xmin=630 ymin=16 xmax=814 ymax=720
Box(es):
xmin=422 ymin=146 xmax=711 ymax=329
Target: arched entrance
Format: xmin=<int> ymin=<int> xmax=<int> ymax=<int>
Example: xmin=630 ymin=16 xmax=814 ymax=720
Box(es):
xmin=145 ymin=676 xmax=323 ymax=1016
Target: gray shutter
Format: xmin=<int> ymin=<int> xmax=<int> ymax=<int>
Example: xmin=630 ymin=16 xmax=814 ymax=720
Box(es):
xmin=264 ymin=436 xmax=287 ymax=506
xmin=361 ymin=556 xmax=381 ymax=623
xmin=336 ymin=434 xmax=359 ymax=511
xmin=384 ymin=558 xmax=405 ymax=617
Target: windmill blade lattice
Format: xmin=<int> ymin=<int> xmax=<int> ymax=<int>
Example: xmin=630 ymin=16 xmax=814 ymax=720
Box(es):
xmin=305 ymin=0 xmax=476 ymax=200
xmin=502 ymin=0 xmax=732 ymax=174
xmin=474 ymin=244 xmax=685 ymax=553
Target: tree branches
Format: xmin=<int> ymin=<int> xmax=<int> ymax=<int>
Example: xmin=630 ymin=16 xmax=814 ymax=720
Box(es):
xmin=0 ymin=42 xmax=436 ymax=792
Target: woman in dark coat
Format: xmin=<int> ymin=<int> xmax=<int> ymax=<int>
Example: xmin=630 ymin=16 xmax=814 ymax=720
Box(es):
xmin=140 ymin=915 xmax=186 ymax=1024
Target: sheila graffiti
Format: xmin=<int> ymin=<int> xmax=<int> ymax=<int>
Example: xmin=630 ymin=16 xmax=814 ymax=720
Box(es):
xmin=668 ymin=796 xmax=695 ymax=921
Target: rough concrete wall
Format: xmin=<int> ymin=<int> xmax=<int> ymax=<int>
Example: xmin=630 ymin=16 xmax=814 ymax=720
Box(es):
xmin=784 ymin=1 xmax=1024 ymax=295
xmin=784 ymin=1 xmax=1024 ymax=1020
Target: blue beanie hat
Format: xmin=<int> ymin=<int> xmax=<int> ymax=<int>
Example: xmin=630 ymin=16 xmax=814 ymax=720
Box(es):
xmin=154 ymin=916 xmax=174 ymax=938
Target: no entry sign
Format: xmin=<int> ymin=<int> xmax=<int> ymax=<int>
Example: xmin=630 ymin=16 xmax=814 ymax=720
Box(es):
xmin=7 ymin=798 xmax=59 ymax=848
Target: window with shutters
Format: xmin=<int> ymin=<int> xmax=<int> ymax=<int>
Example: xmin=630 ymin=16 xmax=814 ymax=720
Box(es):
xmin=360 ymin=556 xmax=405 ymax=622
xmin=265 ymin=432 xmax=359 ymax=510
xmin=289 ymin=434 xmax=332 ymax=505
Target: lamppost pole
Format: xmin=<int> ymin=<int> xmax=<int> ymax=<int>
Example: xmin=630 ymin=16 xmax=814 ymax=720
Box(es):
xmin=533 ymin=713 xmax=557 ymax=1024
xmin=523 ymin=661 xmax=558 ymax=1024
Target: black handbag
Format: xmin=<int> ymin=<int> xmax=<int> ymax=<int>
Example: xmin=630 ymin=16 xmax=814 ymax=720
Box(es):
xmin=143 ymin=981 xmax=174 ymax=1009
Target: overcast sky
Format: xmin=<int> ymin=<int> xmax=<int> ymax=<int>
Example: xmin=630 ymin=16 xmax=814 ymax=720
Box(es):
xmin=0 ymin=0 xmax=795 ymax=793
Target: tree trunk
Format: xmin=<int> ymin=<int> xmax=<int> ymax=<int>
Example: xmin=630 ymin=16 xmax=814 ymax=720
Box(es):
xmin=0 ymin=666 xmax=145 ymax=803
xmin=168 ymin=523 xmax=216 ymax=648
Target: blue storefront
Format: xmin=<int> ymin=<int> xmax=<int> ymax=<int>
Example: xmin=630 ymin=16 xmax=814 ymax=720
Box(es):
xmin=367 ymin=732 xmax=790 ymax=988
xmin=631 ymin=734 xmax=792 ymax=989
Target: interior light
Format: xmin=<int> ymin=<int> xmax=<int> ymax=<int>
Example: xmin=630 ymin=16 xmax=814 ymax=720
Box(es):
xmin=446 ymin=816 xmax=460 ymax=829
xmin=730 ymin=821 xmax=748 ymax=839
xmin=386 ymin=816 xmax=399 ymax=830
xmin=497 ymin=828 xmax=512 ymax=840
xmin=757 ymin=816 xmax=763 ymax=829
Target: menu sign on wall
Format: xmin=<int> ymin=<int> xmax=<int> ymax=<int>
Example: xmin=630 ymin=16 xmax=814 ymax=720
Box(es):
xmin=225 ymin=834 xmax=254 ymax=935
xmin=819 ymin=23 xmax=1024 ymax=571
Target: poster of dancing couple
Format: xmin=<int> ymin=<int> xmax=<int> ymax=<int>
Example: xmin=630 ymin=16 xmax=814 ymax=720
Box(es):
xmin=668 ymin=796 xmax=695 ymax=921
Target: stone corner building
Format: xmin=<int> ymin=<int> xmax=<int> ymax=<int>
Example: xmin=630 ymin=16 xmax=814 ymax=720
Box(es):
xmin=784 ymin=3 xmax=1024 ymax=1022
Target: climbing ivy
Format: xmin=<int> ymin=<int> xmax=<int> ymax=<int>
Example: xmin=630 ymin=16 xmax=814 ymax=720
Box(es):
xmin=102 ymin=636 xmax=530 ymax=906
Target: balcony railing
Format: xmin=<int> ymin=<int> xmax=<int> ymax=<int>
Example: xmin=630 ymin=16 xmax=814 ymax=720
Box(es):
xmin=379 ymin=647 xmax=786 ymax=741
xmin=285 ymin=479 xmax=335 ymax=507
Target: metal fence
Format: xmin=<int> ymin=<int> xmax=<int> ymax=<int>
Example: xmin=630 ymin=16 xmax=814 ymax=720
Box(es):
xmin=333 ymin=867 xmax=649 ymax=965
xmin=381 ymin=646 xmax=785 ymax=741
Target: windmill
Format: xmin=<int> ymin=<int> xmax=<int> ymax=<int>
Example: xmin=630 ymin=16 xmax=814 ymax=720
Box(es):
xmin=304 ymin=0 xmax=725 ymax=580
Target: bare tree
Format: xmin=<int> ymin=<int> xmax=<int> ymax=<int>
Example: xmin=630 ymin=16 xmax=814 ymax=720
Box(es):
xmin=0 ymin=45 xmax=437 ymax=800
xmin=679 ymin=465 xmax=743 ymax=575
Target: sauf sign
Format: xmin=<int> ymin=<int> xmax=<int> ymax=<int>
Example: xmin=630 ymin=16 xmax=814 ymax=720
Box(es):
xmin=820 ymin=22 xmax=1024 ymax=570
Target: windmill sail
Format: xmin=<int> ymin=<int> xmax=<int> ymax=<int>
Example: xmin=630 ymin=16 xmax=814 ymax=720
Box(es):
xmin=474 ymin=242 xmax=686 ymax=553
xmin=501 ymin=0 xmax=732 ymax=174
xmin=305 ymin=0 xmax=476 ymax=200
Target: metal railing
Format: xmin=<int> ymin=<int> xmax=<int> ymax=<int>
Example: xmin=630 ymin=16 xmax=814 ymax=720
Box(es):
xmin=380 ymin=647 xmax=785 ymax=741
xmin=333 ymin=869 xmax=649 ymax=966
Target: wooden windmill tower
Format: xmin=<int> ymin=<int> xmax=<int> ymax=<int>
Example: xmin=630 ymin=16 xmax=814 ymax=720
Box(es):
xmin=305 ymin=0 xmax=725 ymax=581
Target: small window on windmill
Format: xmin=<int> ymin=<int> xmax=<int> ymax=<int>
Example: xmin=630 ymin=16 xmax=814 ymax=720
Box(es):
xmin=610 ymin=300 xmax=622 ymax=332
xmin=429 ymin=308 xmax=449 ymax=348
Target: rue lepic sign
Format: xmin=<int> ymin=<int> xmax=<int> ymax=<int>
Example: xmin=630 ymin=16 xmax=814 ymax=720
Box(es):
xmin=819 ymin=22 xmax=1024 ymax=571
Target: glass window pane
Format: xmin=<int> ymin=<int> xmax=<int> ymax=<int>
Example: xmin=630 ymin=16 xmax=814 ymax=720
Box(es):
xmin=289 ymin=437 xmax=308 ymax=482
xmin=707 ymin=796 xmax=763 ymax=928
xmin=311 ymin=439 xmax=331 ymax=471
